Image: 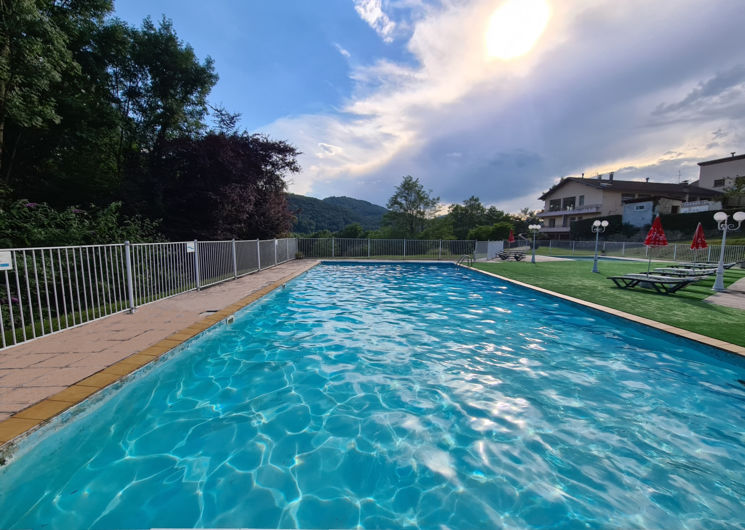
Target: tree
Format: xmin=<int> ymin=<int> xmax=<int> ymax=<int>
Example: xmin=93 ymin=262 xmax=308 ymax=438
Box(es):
xmin=467 ymin=221 xmax=513 ymax=241
xmin=0 ymin=0 xmax=79 ymax=182
xmin=384 ymin=175 xmax=439 ymax=238
xmin=133 ymin=132 xmax=300 ymax=240
xmin=335 ymin=223 xmax=366 ymax=239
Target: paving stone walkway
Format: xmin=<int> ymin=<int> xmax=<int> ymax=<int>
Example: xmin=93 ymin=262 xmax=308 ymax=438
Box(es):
xmin=0 ymin=260 xmax=318 ymax=423
xmin=704 ymin=276 xmax=745 ymax=310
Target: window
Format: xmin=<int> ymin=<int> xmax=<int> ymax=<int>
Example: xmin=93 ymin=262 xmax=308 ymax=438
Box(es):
xmin=548 ymin=218 xmax=556 ymax=227
xmin=621 ymin=193 xmax=634 ymax=201
xmin=634 ymin=204 xmax=646 ymax=211
xmin=578 ymin=195 xmax=585 ymax=206
xmin=562 ymin=197 xmax=576 ymax=210
xmin=549 ymin=199 xmax=561 ymax=211
xmin=714 ymin=178 xmax=725 ymax=187
xmin=671 ymin=205 xmax=680 ymax=214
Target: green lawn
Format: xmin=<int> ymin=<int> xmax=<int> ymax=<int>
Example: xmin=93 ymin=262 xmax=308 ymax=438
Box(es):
xmin=473 ymin=260 xmax=745 ymax=347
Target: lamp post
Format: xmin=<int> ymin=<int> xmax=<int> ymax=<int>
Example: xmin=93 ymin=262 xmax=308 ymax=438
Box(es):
xmin=591 ymin=219 xmax=609 ymax=273
xmin=712 ymin=211 xmax=745 ymax=291
xmin=528 ymin=224 xmax=542 ymax=263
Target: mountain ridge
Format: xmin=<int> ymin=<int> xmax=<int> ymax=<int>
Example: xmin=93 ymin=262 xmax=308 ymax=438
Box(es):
xmin=287 ymin=194 xmax=388 ymax=234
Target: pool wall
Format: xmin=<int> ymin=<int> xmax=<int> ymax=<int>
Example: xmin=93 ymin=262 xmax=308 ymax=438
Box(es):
xmin=0 ymin=262 xmax=319 ymax=455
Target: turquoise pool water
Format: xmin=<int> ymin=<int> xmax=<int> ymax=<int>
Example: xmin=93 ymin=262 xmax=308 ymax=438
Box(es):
xmin=1 ymin=263 xmax=744 ymax=528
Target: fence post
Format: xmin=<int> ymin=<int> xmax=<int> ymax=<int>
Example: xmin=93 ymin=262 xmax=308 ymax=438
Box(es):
xmin=403 ymin=239 xmax=406 ymax=259
xmin=572 ymin=241 xmax=575 ymax=255
xmin=194 ymin=239 xmax=201 ymax=290
xmin=257 ymin=240 xmax=261 ymax=270
xmin=673 ymin=244 xmax=677 ymax=261
xmin=124 ymin=241 xmax=136 ymax=313
xmin=439 ymin=240 xmax=442 ymax=260
xmin=274 ymin=239 xmax=278 ymax=265
xmin=622 ymin=242 xmax=625 ymax=256
xmin=368 ymin=239 xmax=371 ymax=258
xmin=707 ymin=246 xmax=712 ymax=262
xmin=332 ymin=238 xmax=335 ymax=258
xmin=232 ymin=239 xmax=238 ymax=278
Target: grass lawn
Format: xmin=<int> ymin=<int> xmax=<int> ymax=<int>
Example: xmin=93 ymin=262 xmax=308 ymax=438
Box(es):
xmin=473 ymin=259 xmax=745 ymax=347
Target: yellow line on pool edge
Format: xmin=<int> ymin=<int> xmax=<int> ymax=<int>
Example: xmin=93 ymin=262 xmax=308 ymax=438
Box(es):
xmin=0 ymin=262 xmax=319 ymax=450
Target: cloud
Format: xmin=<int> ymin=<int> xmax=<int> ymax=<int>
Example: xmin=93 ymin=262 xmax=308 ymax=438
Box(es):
xmin=333 ymin=43 xmax=351 ymax=58
xmin=354 ymin=0 xmax=397 ymax=43
xmin=263 ymin=0 xmax=745 ymax=212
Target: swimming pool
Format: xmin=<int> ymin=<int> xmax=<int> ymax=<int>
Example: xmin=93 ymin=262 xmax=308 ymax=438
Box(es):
xmin=1 ymin=262 xmax=744 ymax=528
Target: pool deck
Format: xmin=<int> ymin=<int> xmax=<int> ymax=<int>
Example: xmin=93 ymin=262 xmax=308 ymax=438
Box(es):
xmin=0 ymin=260 xmax=319 ymax=447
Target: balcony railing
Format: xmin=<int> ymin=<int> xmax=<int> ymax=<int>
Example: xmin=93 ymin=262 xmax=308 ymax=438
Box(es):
xmin=538 ymin=204 xmax=602 ymax=217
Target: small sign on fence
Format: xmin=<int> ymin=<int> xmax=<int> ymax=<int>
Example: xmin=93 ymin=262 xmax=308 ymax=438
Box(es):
xmin=0 ymin=251 xmax=12 ymax=270
xmin=186 ymin=242 xmax=195 ymax=253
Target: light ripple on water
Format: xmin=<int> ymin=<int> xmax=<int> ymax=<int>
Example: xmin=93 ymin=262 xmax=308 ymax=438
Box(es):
xmin=1 ymin=263 xmax=745 ymax=529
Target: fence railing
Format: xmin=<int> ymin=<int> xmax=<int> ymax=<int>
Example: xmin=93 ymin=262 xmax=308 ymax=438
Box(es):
xmin=297 ymin=238 xmax=476 ymax=260
xmin=530 ymin=240 xmax=745 ymax=264
xmin=0 ymin=238 xmax=297 ymax=350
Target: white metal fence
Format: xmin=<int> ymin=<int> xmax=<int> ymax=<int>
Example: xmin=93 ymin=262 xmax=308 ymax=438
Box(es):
xmin=0 ymin=238 xmax=297 ymax=350
xmin=297 ymin=238 xmax=476 ymax=260
xmin=531 ymin=240 xmax=745 ymax=264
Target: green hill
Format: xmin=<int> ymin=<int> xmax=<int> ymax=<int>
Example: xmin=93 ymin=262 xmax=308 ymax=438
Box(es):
xmin=287 ymin=194 xmax=387 ymax=234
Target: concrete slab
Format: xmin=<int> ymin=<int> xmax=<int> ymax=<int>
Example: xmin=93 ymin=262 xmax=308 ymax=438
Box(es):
xmin=0 ymin=260 xmax=317 ymax=443
xmin=704 ymin=277 xmax=745 ymax=310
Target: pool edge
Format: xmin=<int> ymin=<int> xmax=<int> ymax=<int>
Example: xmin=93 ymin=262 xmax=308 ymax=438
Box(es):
xmin=465 ymin=264 xmax=745 ymax=358
xmin=0 ymin=261 xmax=319 ymax=452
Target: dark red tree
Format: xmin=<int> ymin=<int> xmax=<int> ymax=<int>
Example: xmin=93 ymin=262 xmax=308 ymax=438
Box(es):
xmin=134 ymin=132 xmax=299 ymax=239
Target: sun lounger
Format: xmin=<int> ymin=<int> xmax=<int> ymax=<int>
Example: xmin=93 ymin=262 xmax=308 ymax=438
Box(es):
xmin=498 ymin=250 xmax=526 ymax=261
xmin=607 ymin=273 xmax=701 ymax=294
xmin=652 ymin=267 xmax=716 ymax=277
xmin=671 ymin=262 xmax=738 ymax=270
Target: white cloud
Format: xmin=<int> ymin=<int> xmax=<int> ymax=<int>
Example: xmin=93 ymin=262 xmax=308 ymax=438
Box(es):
xmin=263 ymin=0 xmax=745 ymax=212
xmin=354 ymin=0 xmax=397 ymax=43
xmin=333 ymin=42 xmax=351 ymax=58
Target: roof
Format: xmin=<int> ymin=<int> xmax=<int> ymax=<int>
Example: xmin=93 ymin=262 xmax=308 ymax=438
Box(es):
xmin=538 ymin=177 xmax=721 ymax=201
xmin=698 ymin=153 xmax=745 ymax=166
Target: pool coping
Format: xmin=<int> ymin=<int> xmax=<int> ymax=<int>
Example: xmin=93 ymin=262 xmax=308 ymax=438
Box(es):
xmin=466 ymin=265 xmax=745 ymax=358
xmin=0 ymin=262 xmax=319 ymax=452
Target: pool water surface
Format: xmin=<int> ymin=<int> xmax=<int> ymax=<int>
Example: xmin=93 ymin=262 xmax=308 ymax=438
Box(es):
xmin=1 ymin=263 xmax=744 ymax=528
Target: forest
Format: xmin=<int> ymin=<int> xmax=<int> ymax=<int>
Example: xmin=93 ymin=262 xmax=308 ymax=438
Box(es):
xmin=1 ymin=0 xmax=299 ymax=247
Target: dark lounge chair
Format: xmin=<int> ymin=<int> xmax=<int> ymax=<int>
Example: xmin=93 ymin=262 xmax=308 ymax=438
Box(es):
xmin=607 ymin=273 xmax=701 ymax=294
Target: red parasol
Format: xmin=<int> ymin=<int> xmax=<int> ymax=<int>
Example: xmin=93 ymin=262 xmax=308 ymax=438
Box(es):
xmin=508 ymin=229 xmax=515 ymax=248
xmin=644 ymin=215 xmax=668 ymax=274
xmin=690 ymin=222 xmax=707 ymax=250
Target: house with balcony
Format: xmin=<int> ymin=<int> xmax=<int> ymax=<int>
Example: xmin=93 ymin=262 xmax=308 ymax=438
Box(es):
xmin=537 ymin=174 xmax=720 ymax=238
xmin=697 ymin=152 xmax=745 ymax=191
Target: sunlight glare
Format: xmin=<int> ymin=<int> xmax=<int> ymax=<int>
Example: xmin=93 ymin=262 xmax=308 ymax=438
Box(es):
xmin=485 ymin=0 xmax=551 ymax=60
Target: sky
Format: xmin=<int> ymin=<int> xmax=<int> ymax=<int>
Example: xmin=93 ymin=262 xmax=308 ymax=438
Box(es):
xmin=113 ymin=0 xmax=745 ymax=212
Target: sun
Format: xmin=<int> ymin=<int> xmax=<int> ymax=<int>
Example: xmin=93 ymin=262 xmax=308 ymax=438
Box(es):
xmin=485 ymin=0 xmax=551 ymax=60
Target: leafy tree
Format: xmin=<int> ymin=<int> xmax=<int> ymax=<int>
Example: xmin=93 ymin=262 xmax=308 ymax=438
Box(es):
xmin=467 ymin=221 xmax=513 ymax=241
xmin=418 ymin=215 xmax=455 ymax=240
xmin=0 ymin=0 xmax=79 ymax=181
xmin=384 ymin=175 xmax=439 ymax=238
xmin=133 ymin=132 xmax=300 ymax=240
xmin=335 ymin=223 xmax=367 ymax=239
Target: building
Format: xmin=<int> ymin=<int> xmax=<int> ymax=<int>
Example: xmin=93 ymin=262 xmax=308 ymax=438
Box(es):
xmin=697 ymin=152 xmax=745 ymax=191
xmin=537 ymin=173 xmax=720 ymax=238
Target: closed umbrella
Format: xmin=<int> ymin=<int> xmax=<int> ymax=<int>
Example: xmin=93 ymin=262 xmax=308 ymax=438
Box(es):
xmin=644 ymin=215 xmax=668 ymax=274
xmin=690 ymin=222 xmax=707 ymax=262
xmin=508 ymin=229 xmax=515 ymax=249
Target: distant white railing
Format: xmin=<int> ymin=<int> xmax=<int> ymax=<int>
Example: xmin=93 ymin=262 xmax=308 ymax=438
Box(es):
xmin=297 ymin=238 xmax=476 ymax=260
xmin=0 ymin=238 xmax=297 ymax=350
xmin=536 ymin=240 xmax=745 ymax=263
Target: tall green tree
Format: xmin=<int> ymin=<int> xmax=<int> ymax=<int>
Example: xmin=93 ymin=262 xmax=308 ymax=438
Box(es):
xmin=384 ymin=175 xmax=439 ymax=238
